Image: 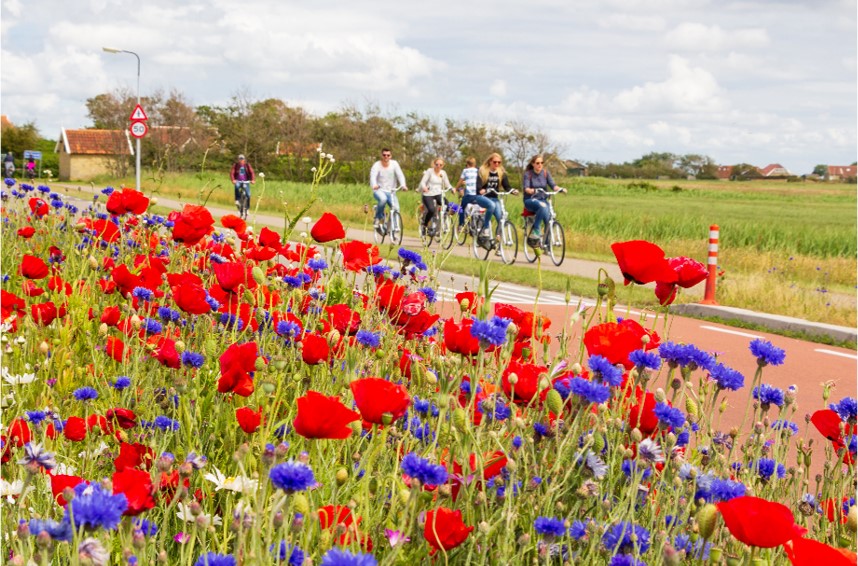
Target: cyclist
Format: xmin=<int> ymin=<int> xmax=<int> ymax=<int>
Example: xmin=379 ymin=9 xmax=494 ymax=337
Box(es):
xmin=3 ymin=152 xmax=14 ymax=178
xmin=25 ymin=157 xmax=36 ymax=180
xmin=370 ymin=148 xmax=407 ymax=232
xmin=230 ymin=154 xmax=255 ymax=211
xmin=522 ymin=154 xmax=566 ymax=246
xmin=475 ymin=152 xmax=514 ymax=240
xmin=455 ymin=156 xmax=492 ymax=229
xmin=418 ymin=157 xmax=453 ymax=235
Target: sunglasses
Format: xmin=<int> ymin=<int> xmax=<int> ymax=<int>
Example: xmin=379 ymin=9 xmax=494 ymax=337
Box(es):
xmin=435 ymin=163 xmax=444 ymax=167
xmin=534 ymin=161 xmax=543 ymax=165
xmin=382 ymin=154 xmax=391 ymax=157
xmin=491 ymin=160 xmax=502 ymax=164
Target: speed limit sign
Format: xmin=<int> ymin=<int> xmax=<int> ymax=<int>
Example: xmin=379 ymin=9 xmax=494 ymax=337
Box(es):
xmin=129 ymin=121 xmax=148 ymax=138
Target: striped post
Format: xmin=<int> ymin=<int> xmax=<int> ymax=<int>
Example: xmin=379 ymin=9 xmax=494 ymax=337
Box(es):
xmin=701 ymin=224 xmax=719 ymax=305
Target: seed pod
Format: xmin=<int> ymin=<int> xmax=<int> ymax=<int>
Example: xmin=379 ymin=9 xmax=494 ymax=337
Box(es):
xmin=685 ymin=396 xmax=699 ymax=420
xmin=292 ymin=493 xmax=309 ymax=515
xmin=251 ymin=266 xmax=265 ymax=285
xmin=336 ymin=468 xmax=349 ymax=486
xmin=452 ymin=408 xmax=467 ymax=432
xmin=254 ymin=357 xmax=267 ymax=372
xmin=546 ymin=389 xmax=563 ymax=416
xmin=696 ymin=504 xmax=719 ymax=540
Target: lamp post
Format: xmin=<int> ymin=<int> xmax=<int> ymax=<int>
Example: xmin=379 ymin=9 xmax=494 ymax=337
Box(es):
xmin=102 ymin=47 xmax=141 ymax=192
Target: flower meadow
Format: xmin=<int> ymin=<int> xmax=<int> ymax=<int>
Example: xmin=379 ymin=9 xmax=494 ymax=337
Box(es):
xmin=0 ymin=177 xmax=856 ymax=566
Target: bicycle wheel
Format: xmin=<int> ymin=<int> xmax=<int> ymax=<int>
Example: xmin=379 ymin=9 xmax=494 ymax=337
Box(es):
xmin=471 ymin=219 xmax=491 ymax=261
xmin=548 ymin=221 xmax=566 ymax=266
xmin=455 ymin=214 xmax=468 ymax=245
xmin=373 ymin=212 xmax=386 ymax=244
xmin=418 ymin=210 xmax=431 ymax=246
xmin=440 ymin=211 xmax=455 ymax=249
xmin=239 ymin=192 xmax=250 ymax=220
xmin=499 ymin=220 xmax=518 ymax=265
xmin=522 ymin=219 xmax=538 ymax=263
xmin=390 ymin=210 xmax=403 ymax=245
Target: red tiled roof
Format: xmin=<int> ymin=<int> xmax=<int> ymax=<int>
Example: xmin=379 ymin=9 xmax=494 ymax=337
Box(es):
xmin=716 ymin=165 xmax=733 ymax=179
xmin=1 ymin=115 xmax=11 ymax=129
xmin=63 ymin=129 xmax=132 ymax=155
xmin=759 ymin=163 xmax=789 ymax=176
xmin=827 ymin=165 xmax=857 ymax=177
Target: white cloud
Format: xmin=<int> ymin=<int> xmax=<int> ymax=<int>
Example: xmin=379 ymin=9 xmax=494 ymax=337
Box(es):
xmin=490 ymin=80 xmax=507 ymax=97
xmin=613 ymin=55 xmax=725 ymax=113
xmin=665 ymin=22 xmax=770 ymax=51
xmin=598 ymin=13 xmax=667 ymax=31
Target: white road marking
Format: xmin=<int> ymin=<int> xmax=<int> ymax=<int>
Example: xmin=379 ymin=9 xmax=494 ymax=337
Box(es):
xmin=814 ymin=349 xmax=858 ymax=360
xmin=699 ymin=325 xmax=762 ymax=339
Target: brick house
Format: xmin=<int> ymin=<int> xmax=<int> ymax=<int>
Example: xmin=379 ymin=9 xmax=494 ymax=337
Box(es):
xmin=758 ymin=163 xmax=791 ymax=177
xmin=826 ymin=165 xmax=857 ymax=181
xmin=55 ymin=128 xmax=133 ymax=181
xmin=716 ymin=165 xmax=734 ymax=180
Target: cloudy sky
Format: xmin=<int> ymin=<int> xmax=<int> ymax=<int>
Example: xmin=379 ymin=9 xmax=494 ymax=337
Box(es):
xmin=2 ymin=0 xmax=855 ymax=173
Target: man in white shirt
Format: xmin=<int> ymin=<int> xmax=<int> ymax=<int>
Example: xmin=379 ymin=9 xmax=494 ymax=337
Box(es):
xmin=369 ymin=148 xmax=407 ymax=230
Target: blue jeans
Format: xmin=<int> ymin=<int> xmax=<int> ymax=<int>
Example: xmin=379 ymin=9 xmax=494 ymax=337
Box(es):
xmin=234 ymin=181 xmax=250 ymax=202
xmin=481 ymin=198 xmax=502 ymax=232
xmin=373 ymin=190 xmax=399 ymax=221
xmin=459 ymin=194 xmax=494 ymax=226
xmin=524 ymin=198 xmax=550 ymax=234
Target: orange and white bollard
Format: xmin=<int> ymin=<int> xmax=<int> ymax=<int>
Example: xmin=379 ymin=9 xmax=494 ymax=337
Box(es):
xmin=701 ymin=224 xmax=719 ymax=305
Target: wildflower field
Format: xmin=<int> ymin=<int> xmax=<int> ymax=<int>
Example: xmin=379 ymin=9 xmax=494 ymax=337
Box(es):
xmin=0 ymin=175 xmax=856 ymax=566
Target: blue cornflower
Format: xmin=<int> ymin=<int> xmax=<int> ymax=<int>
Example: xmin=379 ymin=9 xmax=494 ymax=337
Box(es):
xmin=749 ymin=338 xmax=786 ymax=367
xmin=602 ymin=521 xmax=651 ymax=555
xmin=204 ymin=294 xmax=221 ymax=311
xmin=132 ymin=287 xmax=154 ymax=301
xmin=307 ymin=257 xmax=328 ymax=271
xmin=709 ymin=363 xmax=745 ymax=391
xmin=419 ymin=286 xmax=437 ymax=303
xmin=753 ymin=384 xmax=785 ymax=408
xmin=276 ymin=320 xmax=301 ymax=339
xmin=588 ymin=355 xmax=623 ymax=386
xmin=553 ymin=376 xmax=573 ymax=399
xmin=398 ymin=248 xmax=423 ymax=265
xmin=659 ymin=342 xmax=690 ymax=367
xmin=133 ymin=518 xmax=158 ymax=536
xmin=629 ymin=349 xmax=661 ymax=371
xmin=366 ymin=264 xmax=390 ymax=277
xmin=534 ymin=422 xmax=549 ymax=438
xmin=512 ymin=436 xmax=523 ymax=449
xmin=480 ymin=396 xmax=512 ymax=421
xmin=181 ymin=351 xmax=205 ymax=368
xmin=621 ymin=459 xmax=652 ymax=480
xmin=653 ymin=402 xmax=685 ymax=429
xmin=771 ymin=420 xmax=799 ymax=435
xmin=269 ymin=461 xmax=315 ymax=492
xmin=101 ymin=187 xmax=115 ymax=195
xmin=637 ymin=438 xmax=664 ymax=464
xmin=282 ymin=275 xmax=305 ymax=288
xmin=157 ymin=306 xmax=182 ymax=323
xmin=470 ymin=316 xmax=511 ymax=348
xmin=609 ymin=556 xmax=646 ymax=566
xmin=710 ymin=478 xmax=746 ymax=501
xmin=152 ymin=416 xmax=180 ymax=431
xmin=674 ymin=534 xmax=711 ymax=561
xmin=584 ymin=451 xmax=608 ymax=479
xmin=3 ymin=178 xmax=14 ymax=187
xmin=569 ymin=519 xmax=590 ymax=540
xmin=26 ymin=411 xmax=48 ymax=425
xmin=65 ymin=483 xmax=128 ymax=530
xmin=685 ymin=345 xmax=715 ymax=371
xmin=219 ymin=313 xmax=243 ymax=330
xmin=830 ymin=397 xmax=858 ymax=423
xmin=534 ymin=516 xmax=566 ymax=537
xmin=73 ymin=387 xmax=99 ymax=401
xmin=401 ymin=453 xmax=448 ymax=486
xmin=676 ymin=429 xmax=690 ymax=446
xmin=413 ymin=397 xmax=431 ymax=414
xmin=569 ymin=377 xmax=611 ymax=405
xmin=355 ymin=330 xmax=382 ymax=349
xmin=270 ymin=541 xmax=304 ymax=565
xmin=320 ymin=548 xmax=378 ymax=566
xmin=141 ymin=318 xmax=163 ymax=334
xmin=28 ymin=518 xmax=73 ymax=542
xmin=50 ymin=199 xmax=64 ymax=208
xmin=194 ymin=553 xmax=236 ymax=566
xmin=209 ymin=253 xmax=227 ymax=264
xmin=407 ymin=415 xmax=435 ymax=444
xmin=755 ymin=458 xmax=785 ymax=480
xmin=113 ymin=376 xmax=132 ymax=390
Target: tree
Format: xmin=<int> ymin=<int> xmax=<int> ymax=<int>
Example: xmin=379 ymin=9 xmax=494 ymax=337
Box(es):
xmin=812 ymin=164 xmax=828 ymax=177
xmin=0 ymin=120 xmax=40 ymax=158
xmin=730 ymin=163 xmax=762 ymax=180
xmin=678 ymin=154 xmax=717 ymax=179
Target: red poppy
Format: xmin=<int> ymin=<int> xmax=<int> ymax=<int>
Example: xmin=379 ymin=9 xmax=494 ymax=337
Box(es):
xmin=611 ymin=240 xmax=679 ymax=286
xmin=20 ymin=254 xmax=49 ymax=279
xmin=424 ymin=507 xmax=473 ymax=554
xmin=171 ymin=204 xmax=215 ymax=246
xmin=455 ymin=291 xmax=482 ymax=314
xmin=376 ymin=279 xmax=407 ymax=314
xmin=716 ymin=496 xmax=806 ymax=548
xmin=213 ymin=262 xmax=256 ymax=293
xmin=106 ymin=188 xmax=150 ymax=215
xmin=30 ymin=301 xmax=60 ymax=326
xmin=47 ymin=276 xmax=72 ymax=296
xmin=293 ymin=390 xmax=361 ymax=439
xmin=86 ymin=414 xmax=112 ymax=435
xmin=106 ymin=408 xmax=137 ymax=430
xmin=114 ymin=441 xmax=155 ymax=472
xmin=584 ymin=319 xmax=660 ymax=370
xmin=502 ymin=360 xmax=547 ymax=404
xmin=301 ymin=333 xmax=330 ymax=365
xmin=350 ymin=378 xmax=410 ymax=425
xmin=258 ymin=226 xmax=282 ymax=249
xmin=340 ymin=240 xmax=382 ymax=272
xmin=62 ymin=416 xmax=88 ymax=442
xmin=235 ymin=406 xmax=263 ymax=433
xmin=654 ymin=281 xmax=679 ymax=306
xmin=218 ymin=342 xmax=259 ymax=397
xmin=494 ymin=303 xmax=551 ymax=339
xmin=153 ymin=337 xmax=181 ymax=369
xmin=21 ymin=279 xmax=44 ymax=297
xmin=311 ymin=212 xmax=346 ymax=242
xmin=220 ymin=214 xmax=247 ymax=235
xmin=318 ymin=505 xmax=373 ymax=549
xmin=50 ymin=474 xmax=86 ymax=506
xmin=242 ymin=240 xmax=278 ymax=261
xmin=105 ymin=336 xmax=129 ymax=362
xmin=469 ymin=451 xmax=508 ymax=480
xmin=443 ymin=318 xmax=480 ymax=356
xmin=627 ymin=388 xmax=659 ymax=436
xmin=325 ymin=304 xmax=361 ymax=335
xmin=396 ymin=309 xmax=440 ymax=339
xmin=28 ymin=197 xmax=49 ymax=217
xmin=7 ymin=418 xmax=32 ymax=447
xmin=654 ymin=256 xmax=708 ymax=305
xmin=98 ymin=278 xmax=117 ymax=295
xmin=172 ymin=283 xmax=211 ymax=315
xmin=112 ymin=468 xmax=156 ymax=515
xmin=17 ymin=226 xmax=35 ymax=238
xmin=784 ymin=537 xmax=855 ymax=566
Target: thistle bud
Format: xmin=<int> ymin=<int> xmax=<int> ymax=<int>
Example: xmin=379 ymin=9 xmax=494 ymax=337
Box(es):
xmin=696 ymin=504 xmax=719 ymax=540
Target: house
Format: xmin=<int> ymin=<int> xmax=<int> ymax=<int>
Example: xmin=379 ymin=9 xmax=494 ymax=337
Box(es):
xmin=563 ymin=159 xmax=588 ymax=177
xmin=826 ymin=165 xmax=857 ymax=181
xmin=758 ymin=163 xmax=791 ymax=177
xmin=55 ymin=128 xmax=133 ymax=181
xmin=716 ymin=165 xmax=733 ymax=180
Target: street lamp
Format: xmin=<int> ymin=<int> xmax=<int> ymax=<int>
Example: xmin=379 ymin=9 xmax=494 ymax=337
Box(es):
xmin=102 ymin=47 xmax=141 ymax=192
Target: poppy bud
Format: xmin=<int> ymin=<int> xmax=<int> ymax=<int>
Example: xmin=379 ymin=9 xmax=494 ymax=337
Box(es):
xmin=507 ymin=373 xmax=519 ymax=385
xmin=398 ymin=489 xmax=411 ymax=505
xmin=848 ymin=505 xmax=857 ymax=531
xmin=174 ymin=340 xmax=185 ymax=353
xmin=478 ymin=521 xmax=490 ymax=534
xmin=336 ymin=468 xmax=349 ymax=485
xmin=292 ymin=493 xmax=309 ymax=515
xmin=545 ymin=389 xmax=563 ymax=416
xmin=88 ymin=256 xmax=98 ymax=269
xmin=570 ymin=363 xmax=582 ymax=375
xmin=631 ymin=428 xmax=643 ymax=443
xmin=39 ymin=341 xmax=50 ymax=354
xmin=381 ymin=412 xmax=394 ymax=426
xmin=654 ymin=388 xmax=666 ymax=403
xmin=663 ymin=545 xmax=681 ymax=566
xmin=204 ymin=339 xmax=217 ymax=358
xmin=130 ymin=315 xmax=142 ymax=329
xmin=261 ymin=381 xmax=275 ymax=394
xmin=593 ymin=432 xmax=605 ymax=454
xmin=709 ymin=548 xmax=723 ymax=563
xmin=272 ymin=358 xmax=287 ymax=371
xmin=243 ymin=289 xmax=255 ymax=304
xmin=254 ymin=357 xmax=267 ymax=372
xmin=251 ymin=266 xmax=265 ymax=285
xmin=696 ymin=503 xmax=718 ymax=540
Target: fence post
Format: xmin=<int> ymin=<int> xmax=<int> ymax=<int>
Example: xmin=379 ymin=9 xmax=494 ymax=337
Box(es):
xmin=701 ymin=224 xmax=719 ymax=305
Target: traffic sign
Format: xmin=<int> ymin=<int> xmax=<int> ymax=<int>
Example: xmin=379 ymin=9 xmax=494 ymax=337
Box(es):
xmin=23 ymin=150 xmax=43 ymax=160
xmin=130 ymin=121 xmax=148 ymax=138
xmin=129 ymin=104 xmax=148 ymax=121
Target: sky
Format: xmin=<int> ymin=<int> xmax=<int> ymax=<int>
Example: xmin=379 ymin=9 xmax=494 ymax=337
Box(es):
xmin=1 ymin=0 xmax=855 ymax=174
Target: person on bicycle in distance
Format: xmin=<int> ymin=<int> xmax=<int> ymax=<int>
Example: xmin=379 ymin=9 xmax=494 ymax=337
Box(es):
xmin=418 ymin=157 xmax=453 ymax=236
xmin=456 ymin=157 xmax=491 ymax=228
xmin=522 ymin=154 xmax=566 ymax=245
xmin=476 ymin=152 xmax=513 ymax=238
xmin=370 ymin=148 xmax=407 ymax=232
xmin=230 ymin=154 xmax=255 ymax=209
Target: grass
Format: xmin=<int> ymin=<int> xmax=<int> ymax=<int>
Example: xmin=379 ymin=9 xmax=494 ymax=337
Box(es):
xmin=97 ymin=171 xmax=856 ymax=326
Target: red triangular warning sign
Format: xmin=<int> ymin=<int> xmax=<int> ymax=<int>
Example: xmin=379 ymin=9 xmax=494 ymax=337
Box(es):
xmin=130 ymin=104 xmax=148 ymax=121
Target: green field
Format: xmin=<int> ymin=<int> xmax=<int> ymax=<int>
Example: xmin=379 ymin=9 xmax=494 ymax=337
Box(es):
xmin=97 ymin=172 xmax=857 ymax=326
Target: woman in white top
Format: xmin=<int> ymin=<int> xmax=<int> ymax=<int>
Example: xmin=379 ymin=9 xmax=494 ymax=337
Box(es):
xmin=418 ymin=157 xmax=453 ymax=233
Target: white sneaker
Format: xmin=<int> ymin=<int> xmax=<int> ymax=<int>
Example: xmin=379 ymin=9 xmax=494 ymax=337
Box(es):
xmin=235 ymin=200 xmax=240 ymax=207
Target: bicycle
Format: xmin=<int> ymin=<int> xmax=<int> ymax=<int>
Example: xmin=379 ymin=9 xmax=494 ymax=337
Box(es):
xmin=235 ymin=181 xmax=251 ymax=220
xmin=417 ymin=187 xmax=456 ymax=249
xmin=522 ymin=189 xmax=566 ymax=266
xmin=373 ymin=186 xmax=405 ymax=245
xmin=471 ymin=191 xmax=519 ymax=264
